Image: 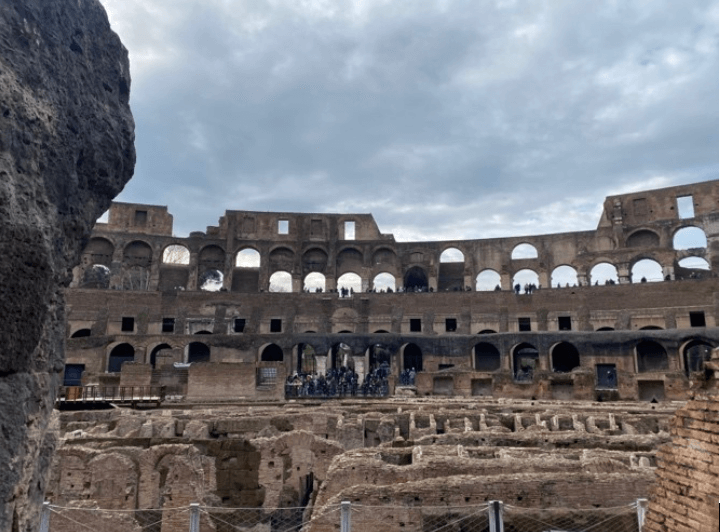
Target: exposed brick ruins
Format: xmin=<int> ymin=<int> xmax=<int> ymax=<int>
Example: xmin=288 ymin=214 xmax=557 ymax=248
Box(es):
xmin=645 ymin=349 xmax=719 ymax=532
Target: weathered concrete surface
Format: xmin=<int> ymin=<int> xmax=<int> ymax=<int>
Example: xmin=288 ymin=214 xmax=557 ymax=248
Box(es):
xmin=0 ymin=0 xmax=134 ymax=529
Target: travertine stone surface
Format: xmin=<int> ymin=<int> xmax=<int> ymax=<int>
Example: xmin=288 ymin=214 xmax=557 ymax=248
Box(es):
xmin=0 ymin=0 xmax=134 ymax=529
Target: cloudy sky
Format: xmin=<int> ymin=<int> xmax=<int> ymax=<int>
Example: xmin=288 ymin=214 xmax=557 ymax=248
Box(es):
xmin=101 ymin=0 xmax=718 ymax=241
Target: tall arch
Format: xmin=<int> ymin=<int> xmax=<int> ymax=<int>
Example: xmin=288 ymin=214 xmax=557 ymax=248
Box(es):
xmin=163 ymin=244 xmax=190 ymax=265
xmin=631 ymin=259 xmax=663 ymax=283
xmin=336 ymin=248 xmax=364 ymax=275
xmin=626 ymin=229 xmax=660 ymax=248
xmin=122 ymin=240 xmax=153 ymax=290
xmin=302 ymin=248 xmax=328 ymax=273
xmin=233 ymin=247 xmax=260 ymax=292
xmin=512 ymin=343 xmax=538 ymax=381
xmin=511 ymin=243 xmax=538 ymax=260
xmin=337 ymin=272 xmax=362 ymax=294
xmin=512 ymin=269 xmax=539 ymax=290
xmin=260 ymin=344 xmax=284 ymax=362
xmin=372 ymin=272 xmax=395 ymax=292
xmin=551 ymin=265 xmax=578 ymax=288
xmin=236 ymin=248 xmax=261 ymax=268
xmin=294 ymin=343 xmax=317 ymax=374
xmin=474 ymin=343 xmax=501 ymax=371
xmin=81 ymin=237 xmax=114 ymax=267
xmin=590 ymin=262 xmax=618 ymax=285
xmin=683 ymin=340 xmax=714 ymax=373
xmin=402 ymin=343 xmax=423 ymax=372
xmin=268 ymin=246 xmax=295 ymax=274
xmin=404 ymin=266 xmax=428 ymax=291
xmin=330 ymin=343 xmax=353 ymax=370
xmin=636 ymin=340 xmax=668 ymax=372
xmin=438 ymin=247 xmax=465 ymax=291
xmin=187 ymin=342 xmax=210 ymax=363
xmin=476 ymin=269 xmax=501 ymax=291
xmin=673 ymin=226 xmax=707 ymax=250
xmin=150 ymin=343 xmax=172 ymax=368
xmin=304 ymin=272 xmax=326 ymax=292
xmin=108 ymin=343 xmax=134 ymax=373
xmin=551 ymin=342 xmax=580 ymax=373
xmin=269 ymin=271 xmax=292 ymax=292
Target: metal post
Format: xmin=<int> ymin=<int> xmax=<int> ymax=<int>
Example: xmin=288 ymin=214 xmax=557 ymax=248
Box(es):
xmin=340 ymin=501 xmax=351 ymax=532
xmin=189 ymin=502 xmax=200 ymax=532
xmin=488 ymin=500 xmax=504 ymax=532
xmin=39 ymin=501 xmax=51 ymax=532
xmin=637 ymin=498 xmax=648 ymax=531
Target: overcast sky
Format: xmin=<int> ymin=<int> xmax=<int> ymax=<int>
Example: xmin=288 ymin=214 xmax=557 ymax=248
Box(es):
xmin=101 ymin=0 xmax=718 ymax=241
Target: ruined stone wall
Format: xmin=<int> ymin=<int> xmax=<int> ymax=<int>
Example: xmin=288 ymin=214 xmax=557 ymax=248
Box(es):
xmin=644 ymin=350 xmax=719 ymax=532
xmin=0 ymin=1 xmax=134 ymax=529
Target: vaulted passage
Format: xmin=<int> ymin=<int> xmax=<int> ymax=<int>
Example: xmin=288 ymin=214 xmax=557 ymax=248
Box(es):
xmin=474 ymin=343 xmax=501 ymax=371
xmin=188 ymin=342 xmax=210 ymax=363
xmin=402 ymin=343 xmax=423 ymax=372
xmin=636 ymin=341 xmax=668 ymax=372
xmin=108 ymin=343 xmax=134 ymax=373
xmin=551 ymin=342 xmax=580 ymax=373
xmin=404 ymin=267 xmax=428 ymax=291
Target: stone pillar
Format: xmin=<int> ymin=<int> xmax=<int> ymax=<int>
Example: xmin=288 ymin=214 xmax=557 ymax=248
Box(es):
xmin=538 ymin=270 xmax=550 ymax=289
xmin=617 ymin=263 xmax=631 ymax=284
xmin=223 ymin=251 xmax=235 ymax=290
xmin=500 ymin=272 xmax=512 ymax=291
xmin=187 ymin=250 xmax=199 ymax=290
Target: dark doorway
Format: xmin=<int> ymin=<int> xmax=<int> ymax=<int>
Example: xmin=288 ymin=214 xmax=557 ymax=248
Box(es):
xmin=551 ymin=342 xmax=580 ymax=373
xmin=261 ymin=344 xmax=284 ymax=362
xmin=188 ymin=342 xmax=210 ymax=363
xmin=404 ymin=267 xmax=428 ymax=290
xmin=474 ymin=343 xmax=501 ymax=371
xmin=108 ymin=343 xmax=134 ymax=373
xmin=403 ymin=343 xmax=423 ymax=372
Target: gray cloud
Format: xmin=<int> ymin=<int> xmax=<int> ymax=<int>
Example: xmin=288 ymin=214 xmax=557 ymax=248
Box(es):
xmin=102 ymin=0 xmax=718 ymax=238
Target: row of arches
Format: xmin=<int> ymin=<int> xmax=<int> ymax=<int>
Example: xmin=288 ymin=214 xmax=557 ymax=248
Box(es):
xmin=106 ymin=337 xmax=716 ymax=380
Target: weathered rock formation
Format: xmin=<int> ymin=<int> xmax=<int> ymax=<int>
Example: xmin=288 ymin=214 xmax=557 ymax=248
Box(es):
xmin=0 ymin=0 xmax=134 ymax=529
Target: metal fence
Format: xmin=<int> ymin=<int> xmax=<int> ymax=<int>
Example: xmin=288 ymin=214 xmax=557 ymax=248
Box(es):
xmin=41 ymin=499 xmax=648 ymax=532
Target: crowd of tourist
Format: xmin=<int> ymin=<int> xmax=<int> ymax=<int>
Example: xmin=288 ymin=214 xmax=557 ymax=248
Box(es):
xmin=284 ymin=364 xmax=393 ymax=398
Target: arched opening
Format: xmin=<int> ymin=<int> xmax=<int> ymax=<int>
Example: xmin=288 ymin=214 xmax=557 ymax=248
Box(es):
xmin=636 ymin=340 xmax=668 ymax=372
xmin=71 ymin=329 xmax=91 ymax=338
xmin=513 ymin=343 xmax=538 ymax=382
xmin=402 ymin=343 xmax=423 ymax=372
xmin=640 ymin=325 xmax=663 ymax=330
xmin=511 ymin=243 xmax=538 ymax=259
xmin=108 ymin=343 xmax=134 ymax=373
xmin=439 ymin=248 xmax=465 ymax=291
xmin=337 ymin=272 xmax=361 ymax=295
xmin=512 ymin=269 xmax=539 ymax=292
xmin=302 ymin=248 xmax=328 ymax=273
xmin=330 ymin=343 xmax=353 ymax=370
xmin=477 ymin=329 xmax=497 ymax=334
xmin=596 ymin=327 xmax=615 ymax=331
xmin=81 ymin=237 xmax=114 ymax=267
xmin=269 ymin=271 xmax=292 ymax=292
xmin=187 ymin=342 xmax=210 ymax=363
xmin=295 ymin=344 xmax=316 ymax=375
xmin=631 ymin=259 xmax=663 ymax=283
xmin=236 ymin=248 xmax=261 ymax=268
xmin=474 ymin=343 xmax=501 ymax=371
xmin=626 ymin=230 xmax=660 ymax=248
xmin=475 ymin=269 xmax=501 ymax=291
xmin=590 ymin=262 xmax=619 ymax=285
xmin=369 ymin=344 xmax=391 ymax=373
xmin=551 ymin=342 xmax=580 ymax=373
xmin=551 ymin=265 xmax=578 ymax=288
xmin=683 ymin=340 xmax=714 ymax=374
xmin=194 ymin=330 xmax=212 ymax=335
xmin=372 ymin=248 xmax=398 ymax=269
xmin=150 ymin=343 xmax=172 ymax=368
xmin=404 ymin=266 xmax=428 ymax=291
xmin=81 ymin=264 xmax=111 ymax=289
xmin=303 ymin=272 xmax=326 ymax=292
xmin=261 ymin=344 xmax=284 ymax=362
xmin=373 ymin=330 xmax=389 ymax=334
xmin=673 ymin=227 xmax=707 ymax=250
xmin=123 ymin=240 xmax=153 ymax=268
xmin=163 ymin=245 xmax=190 ymax=265
xmin=372 ymin=272 xmax=396 ymax=292
xmin=199 ymin=269 xmax=224 ymax=291
xmin=678 ymin=257 xmax=710 ymax=270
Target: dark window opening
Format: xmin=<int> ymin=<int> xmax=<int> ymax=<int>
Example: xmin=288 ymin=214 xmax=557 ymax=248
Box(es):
xmin=108 ymin=343 xmax=134 ymax=372
xmin=689 ymin=311 xmax=706 ymax=328
xmin=474 ymin=343 xmax=501 ymax=371
xmin=270 ymin=319 xmax=282 ymax=333
xmin=63 ymin=364 xmax=85 ymax=386
xmin=121 ymin=317 xmax=134 ymax=332
xmin=684 ymin=341 xmax=714 ymax=374
xmin=558 ymin=316 xmax=572 ymax=331
xmin=403 ymin=344 xmax=423 ymax=372
xmin=518 ymin=317 xmax=531 ymax=332
xmin=596 ymin=364 xmax=617 ymax=389
xmin=551 ymin=342 xmax=580 ymax=373
xmin=261 ymin=344 xmax=284 ymax=362
xmin=134 ymin=210 xmax=147 ymax=226
xmin=71 ymin=328 xmax=91 ymax=338
xmin=410 ymin=319 xmax=422 ymax=332
xmin=637 ymin=340 xmax=668 ymax=372
xmin=439 ymin=364 xmax=455 ymax=370
xmin=445 ymin=318 xmax=457 ymax=332
xmin=513 ymin=343 xmax=538 ymax=381
xmin=234 ymin=318 xmax=246 ymax=333
xmin=188 ymin=342 xmax=210 ymax=363
xmin=162 ymin=318 xmax=175 ymax=333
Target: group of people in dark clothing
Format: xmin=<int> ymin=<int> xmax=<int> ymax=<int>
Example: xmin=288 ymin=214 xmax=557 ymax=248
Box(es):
xmin=284 ymin=364 xmax=393 ymax=398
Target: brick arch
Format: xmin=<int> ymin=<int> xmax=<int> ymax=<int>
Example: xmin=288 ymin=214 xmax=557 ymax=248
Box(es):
xmin=625 ymin=228 xmax=661 ymax=248
xmin=268 ymin=246 xmax=296 ymax=274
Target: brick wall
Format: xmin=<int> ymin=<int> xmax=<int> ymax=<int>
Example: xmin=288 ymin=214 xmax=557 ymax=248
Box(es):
xmin=645 ymin=350 xmax=719 ymax=532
